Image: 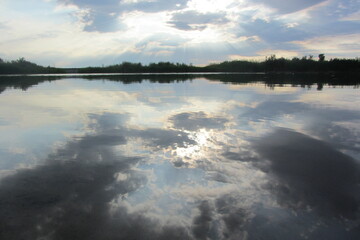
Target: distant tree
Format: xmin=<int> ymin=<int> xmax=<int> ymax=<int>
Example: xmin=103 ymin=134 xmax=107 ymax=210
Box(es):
xmin=266 ymin=54 xmax=276 ymax=61
xmin=318 ymin=54 xmax=325 ymax=62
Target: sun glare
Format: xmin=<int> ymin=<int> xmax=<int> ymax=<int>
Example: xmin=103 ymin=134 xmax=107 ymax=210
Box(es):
xmin=173 ymin=129 xmax=217 ymax=166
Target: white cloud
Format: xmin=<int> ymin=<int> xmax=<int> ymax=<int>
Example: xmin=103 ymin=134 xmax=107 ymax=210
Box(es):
xmin=341 ymin=10 xmax=360 ymax=21
xmin=292 ymin=33 xmax=360 ymax=57
xmin=256 ymin=49 xmax=300 ymax=58
xmin=254 ymin=0 xmax=327 ymax=14
xmin=168 ymin=10 xmax=229 ymax=31
xmin=0 ymin=0 xmax=359 ymax=66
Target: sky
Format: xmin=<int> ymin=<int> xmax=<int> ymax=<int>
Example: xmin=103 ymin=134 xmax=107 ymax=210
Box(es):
xmin=0 ymin=0 xmax=359 ymax=67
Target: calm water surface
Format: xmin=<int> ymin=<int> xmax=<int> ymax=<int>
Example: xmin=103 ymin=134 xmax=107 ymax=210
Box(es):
xmin=0 ymin=74 xmax=359 ymax=239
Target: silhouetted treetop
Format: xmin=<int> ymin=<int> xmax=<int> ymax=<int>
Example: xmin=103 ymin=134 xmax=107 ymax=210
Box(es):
xmin=0 ymin=55 xmax=359 ymax=74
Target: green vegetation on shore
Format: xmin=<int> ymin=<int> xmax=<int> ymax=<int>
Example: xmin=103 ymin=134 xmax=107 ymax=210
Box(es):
xmin=0 ymin=54 xmax=359 ymax=74
xmin=0 ymin=57 xmax=65 ymax=74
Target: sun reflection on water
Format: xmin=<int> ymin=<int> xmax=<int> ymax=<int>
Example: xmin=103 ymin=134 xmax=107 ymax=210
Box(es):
xmin=172 ymin=129 xmax=225 ymax=167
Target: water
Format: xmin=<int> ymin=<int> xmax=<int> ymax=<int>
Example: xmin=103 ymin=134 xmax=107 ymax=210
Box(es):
xmin=0 ymin=74 xmax=359 ymax=239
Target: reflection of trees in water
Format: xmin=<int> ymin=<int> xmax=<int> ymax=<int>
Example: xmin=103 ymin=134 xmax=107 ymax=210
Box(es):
xmin=0 ymin=76 xmax=62 ymax=94
xmin=0 ymin=73 xmax=358 ymax=95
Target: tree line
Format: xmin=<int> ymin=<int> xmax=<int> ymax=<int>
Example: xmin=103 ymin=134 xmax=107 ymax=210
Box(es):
xmin=0 ymin=54 xmax=359 ymax=74
xmin=1 ymin=72 xmax=358 ymax=95
xmin=0 ymin=57 xmax=64 ymax=74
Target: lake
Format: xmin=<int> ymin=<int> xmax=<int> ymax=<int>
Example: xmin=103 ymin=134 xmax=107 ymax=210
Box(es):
xmin=0 ymin=73 xmax=359 ymax=239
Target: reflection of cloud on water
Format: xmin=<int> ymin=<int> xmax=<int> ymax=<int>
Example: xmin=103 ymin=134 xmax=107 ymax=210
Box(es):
xmin=0 ymin=111 xmax=198 ymax=239
xmin=297 ymin=88 xmax=360 ymax=111
xmin=237 ymin=99 xmax=360 ymax=155
xmin=0 ymin=135 xmax=144 ymax=239
xmin=169 ymin=111 xmax=229 ymax=131
xmin=1 ymin=83 xmax=360 ymax=239
xmin=254 ymin=128 xmax=360 ymax=219
xmin=308 ymin=121 xmax=360 ymax=158
xmin=128 ymin=128 xmax=196 ymax=149
xmin=0 ymin=109 xmax=271 ymax=239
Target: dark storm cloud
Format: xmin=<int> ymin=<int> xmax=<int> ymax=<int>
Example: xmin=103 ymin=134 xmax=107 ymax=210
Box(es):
xmin=254 ymin=0 xmax=326 ymax=14
xmin=168 ymin=10 xmax=229 ymax=31
xmin=254 ymin=128 xmax=360 ymax=219
xmin=169 ymin=111 xmax=229 ymax=131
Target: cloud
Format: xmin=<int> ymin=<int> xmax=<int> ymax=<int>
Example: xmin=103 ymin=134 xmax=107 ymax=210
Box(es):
xmin=83 ymin=12 xmax=126 ymax=32
xmin=169 ymin=111 xmax=229 ymax=131
xmin=57 ymin=0 xmax=189 ymax=32
xmin=135 ymin=33 xmax=187 ymax=49
xmin=215 ymin=195 xmax=249 ymax=237
xmin=292 ymin=33 xmax=360 ymax=57
xmin=1 ymin=0 xmax=360 ymax=66
xmin=241 ymin=19 xmax=309 ymax=43
xmin=87 ymin=112 xmax=130 ymax=132
xmin=221 ymin=149 xmax=258 ymax=163
xmin=192 ymin=201 xmax=214 ymax=239
xmin=0 ymin=125 xmax=144 ymax=239
xmin=87 ymin=112 xmax=196 ymax=149
xmin=240 ymin=100 xmax=360 ymax=123
xmin=0 ymin=110 xmax=198 ymax=239
xmin=307 ymin=122 xmax=360 ymax=153
xmin=58 ymin=0 xmax=125 ymax=32
xmin=168 ymin=10 xmax=229 ymax=31
xmin=190 ymin=196 xmax=251 ymax=239
xmin=1 ymin=76 xmax=360 ymax=239
xmin=254 ymin=128 xmax=360 ymax=219
xmin=0 ymin=22 xmax=7 ymax=30
xmin=341 ymin=10 xmax=360 ymax=21
xmin=241 ymin=101 xmax=309 ymax=122
xmin=128 ymin=128 xmax=196 ymax=148
xmin=121 ymin=0 xmax=189 ymax=13
xmin=254 ymin=0 xmax=327 ymax=14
